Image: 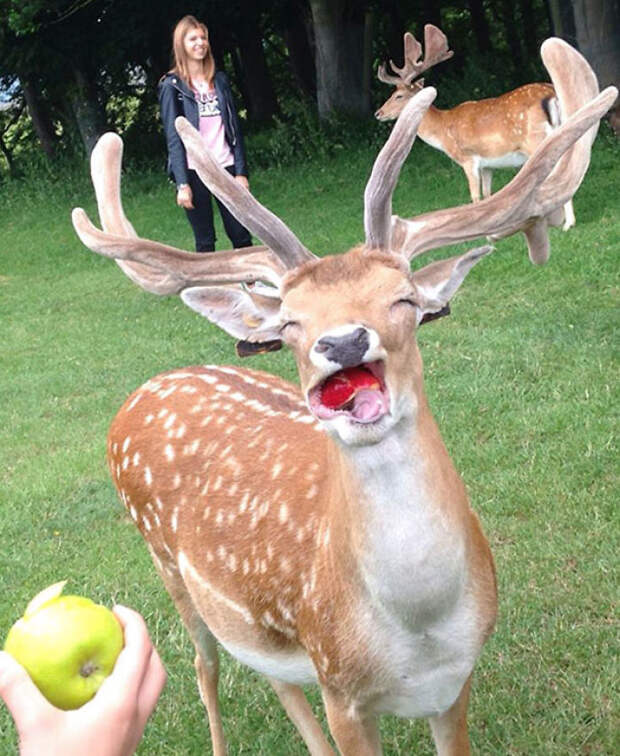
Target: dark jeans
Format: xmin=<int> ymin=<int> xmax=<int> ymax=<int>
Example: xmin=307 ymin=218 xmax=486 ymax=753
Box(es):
xmin=184 ymin=166 xmax=252 ymax=253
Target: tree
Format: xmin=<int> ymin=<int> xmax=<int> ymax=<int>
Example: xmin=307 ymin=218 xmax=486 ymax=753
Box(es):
xmin=570 ymin=0 xmax=620 ymax=91
xmin=309 ymin=0 xmax=373 ymax=118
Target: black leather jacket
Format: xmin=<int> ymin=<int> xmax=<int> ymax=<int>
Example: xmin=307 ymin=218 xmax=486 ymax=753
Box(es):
xmin=158 ymin=70 xmax=248 ymax=187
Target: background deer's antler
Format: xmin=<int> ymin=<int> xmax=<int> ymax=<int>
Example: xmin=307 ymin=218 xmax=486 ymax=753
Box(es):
xmin=387 ymin=38 xmax=617 ymax=264
xmin=377 ymin=25 xmax=453 ymax=87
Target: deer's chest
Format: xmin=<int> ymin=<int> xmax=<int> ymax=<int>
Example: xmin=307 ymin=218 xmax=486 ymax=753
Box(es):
xmin=336 ymin=461 xmax=480 ymax=716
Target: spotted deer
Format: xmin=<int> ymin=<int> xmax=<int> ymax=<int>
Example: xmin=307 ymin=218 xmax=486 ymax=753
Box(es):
xmin=72 ymin=38 xmax=614 ymax=756
xmin=375 ymin=25 xmax=579 ymax=231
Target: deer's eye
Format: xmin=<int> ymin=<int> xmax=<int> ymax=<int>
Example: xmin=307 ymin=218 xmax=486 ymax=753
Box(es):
xmin=390 ymin=298 xmax=418 ymax=318
xmin=279 ymin=320 xmax=301 ymax=336
xmin=393 ymin=297 xmax=418 ymax=308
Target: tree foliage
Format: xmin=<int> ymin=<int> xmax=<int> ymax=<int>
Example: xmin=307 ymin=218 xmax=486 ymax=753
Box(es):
xmin=0 ymin=0 xmax=614 ymax=177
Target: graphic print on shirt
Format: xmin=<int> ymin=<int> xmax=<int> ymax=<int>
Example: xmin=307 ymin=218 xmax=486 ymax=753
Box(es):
xmin=198 ymin=93 xmax=221 ymax=118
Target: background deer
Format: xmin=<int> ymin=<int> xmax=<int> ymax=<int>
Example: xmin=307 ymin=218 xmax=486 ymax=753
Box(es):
xmin=375 ymin=25 xmax=578 ymax=231
xmin=71 ymin=37 xmax=614 ymax=756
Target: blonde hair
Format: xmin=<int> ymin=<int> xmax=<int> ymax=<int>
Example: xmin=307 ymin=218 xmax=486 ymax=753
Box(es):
xmin=170 ymin=15 xmax=215 ymax=86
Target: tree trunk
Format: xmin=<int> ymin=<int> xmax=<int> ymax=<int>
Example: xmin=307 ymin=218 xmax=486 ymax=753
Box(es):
xmin=282 ymin=1 xmax=317 ymax=99
xmin=519 ymin=0 xmax=540 ymax=61
xmin=235 ymin=10 xmax=279 ymax=124
xmin=467 ymin=0 xmax=492 ymax=54
xmin=546 ymin=0 xmax=577 ymax=43
xmin=20 ymin=78 xmax=58 ymax=159
xmin=499 ymin=0 xmax=524 ymax=74
xmin=69 ymin=65 xmax=107 ymax=155
xmin=362 ymin=9 xmax=374 ymax=110
xmin=571 ymin=0 xmax=620 ymax=90
xmin=382 ymin=0 xmax=407 ymax=65
xmin=0 ymin=130 xmax=15 ymax=175
xmin=309 ymin=0 xmax=370 ymax=118
xmin=422 ymin=0 xmax=442 ymax=29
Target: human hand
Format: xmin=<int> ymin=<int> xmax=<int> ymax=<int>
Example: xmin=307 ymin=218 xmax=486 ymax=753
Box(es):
xmin=176 ymin=184 xmax=194 ymax=209
xmin=0 ymin=605 xmax=166 ymax=756
xmin=234 ymin=174 xmax=250 ymax=191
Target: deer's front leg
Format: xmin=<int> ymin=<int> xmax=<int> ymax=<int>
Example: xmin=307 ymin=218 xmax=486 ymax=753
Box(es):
xmin=428 ymin=675 xmax=472 ymax=756
xmin=461 ymin=158 xmax=482 ymax=202
xmin=321 ymin=690 xmax=381 ymax=756
xmin=481 ymin=167 xmax=493 ymax=198
xmin=267 ymin=677 xmax=335 ymax=756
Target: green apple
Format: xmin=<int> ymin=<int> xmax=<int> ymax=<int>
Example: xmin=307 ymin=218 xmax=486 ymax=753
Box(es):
xmin=3 ymin=581 xmax=124 ymax=710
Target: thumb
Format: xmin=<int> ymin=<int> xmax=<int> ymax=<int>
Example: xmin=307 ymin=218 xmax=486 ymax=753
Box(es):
xmin=0 ymin=651 xmax=53 ymax=726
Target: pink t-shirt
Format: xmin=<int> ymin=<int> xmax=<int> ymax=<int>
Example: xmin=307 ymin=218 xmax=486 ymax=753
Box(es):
xmin=187 ymin=84 xmax=234 ymax=170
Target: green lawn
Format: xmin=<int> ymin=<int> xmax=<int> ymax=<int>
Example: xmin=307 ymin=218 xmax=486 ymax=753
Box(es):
xmin=0 ymin=127 xmax=618 ymax=754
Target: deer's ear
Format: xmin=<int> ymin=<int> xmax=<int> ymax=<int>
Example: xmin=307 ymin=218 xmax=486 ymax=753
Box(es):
xmin=411 ymin=245 xmax=492 ymax=320
xmin=181 ymin=285 xmax=284 ymax=343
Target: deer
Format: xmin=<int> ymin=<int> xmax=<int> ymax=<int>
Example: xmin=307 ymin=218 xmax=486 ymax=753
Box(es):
xmin=71 ymin=37 xmax=614 ymax=756
xmin=375 ymin=25 xmax=579 ymax=232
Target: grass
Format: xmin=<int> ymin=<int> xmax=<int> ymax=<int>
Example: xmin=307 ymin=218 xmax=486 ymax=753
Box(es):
xmin=0 ymin=125 xmax=618 ymax=754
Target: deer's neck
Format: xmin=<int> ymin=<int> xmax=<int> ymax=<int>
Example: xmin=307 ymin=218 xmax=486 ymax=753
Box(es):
xmin=326 ymin=399 xmax=469 ymax=623
xmin=418 ymin=104 xmax=449 ymax=148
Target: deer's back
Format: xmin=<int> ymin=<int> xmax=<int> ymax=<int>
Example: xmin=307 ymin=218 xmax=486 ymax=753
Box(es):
xmin=110 ymin=366 xmax=331 ymax=596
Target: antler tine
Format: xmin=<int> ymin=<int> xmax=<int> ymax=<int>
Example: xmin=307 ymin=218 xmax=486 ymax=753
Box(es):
xmin=378 ymin=27 xmax=452 ymax=88
xmin=386 ymin=32 xmax=423 ymax=84
xmin=72 ymin=132 xmax=288 ymax=294
xmin=390 ymin=39 xmax=617 ymax=264
xmin=175 ymin=117 xmax=316 ymax=270
xmin=534 ymin=38 xmax=601 ymax=212
xmin=90 ymin=132 xmax=182 ymax=293
xmin=364 ymin=87 xmax=437 ymax=250
xmin=421 ymin=24 xmax=454 ymax=71
xmin=377 ymin=62 xmax=405 ymax=87
xmin=72 ymin=209 xmax=287 ymax=290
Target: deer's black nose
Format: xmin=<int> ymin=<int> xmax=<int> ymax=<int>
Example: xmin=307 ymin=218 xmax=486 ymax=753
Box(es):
xmin=314 ymin=327 xmax=369 ymax=368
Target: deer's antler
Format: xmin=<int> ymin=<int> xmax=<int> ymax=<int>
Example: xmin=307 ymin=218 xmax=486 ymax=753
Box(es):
xmin=364 ymin=87 xmax=437 ymax=250
xmin=71 ymin=131 xmax=312 ymax=294
xmin=175 ymin=118 xmax=315 ymax=270
xmin=377 ymin=25 xmax=453 ymax=87
xmin=386 ymin=38 xmax=617 ymax=264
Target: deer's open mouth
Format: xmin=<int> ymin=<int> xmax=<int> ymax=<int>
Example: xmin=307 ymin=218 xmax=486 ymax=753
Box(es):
xmin=308 ymin=361 xmax=389 ymax=424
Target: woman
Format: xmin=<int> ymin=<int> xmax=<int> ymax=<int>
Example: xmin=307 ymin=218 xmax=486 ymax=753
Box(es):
xmin=158 ymin=15 xmax=252 ymax=253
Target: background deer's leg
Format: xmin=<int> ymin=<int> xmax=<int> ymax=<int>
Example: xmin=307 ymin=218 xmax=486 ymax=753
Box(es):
xmin=267 ymin=677 xmax=335 ymax=755
xmin=321 ymin=691 xmax=382 ymax=756
xmin=562 ymin=198 xmax=576 ymax=230
xmin=157 ymin=567 xmax=227 ymax=756
xmin=427 ymin=675 xmax=472 ymax=756
xmin=481 ymin=167 xmax=493 ymax=198
xmin=461 ymin=158 xmax=482 ymax=202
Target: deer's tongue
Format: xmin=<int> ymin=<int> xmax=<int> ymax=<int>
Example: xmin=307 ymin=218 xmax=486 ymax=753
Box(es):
xmin=349 ymin=388 xmax=388 ymax=422
xmin=320 ymin=366 xmax=385 ymax=420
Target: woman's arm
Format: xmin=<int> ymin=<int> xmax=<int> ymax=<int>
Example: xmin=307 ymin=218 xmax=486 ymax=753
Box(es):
xmin=158 ymin=77 xmax=189 ymax=187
